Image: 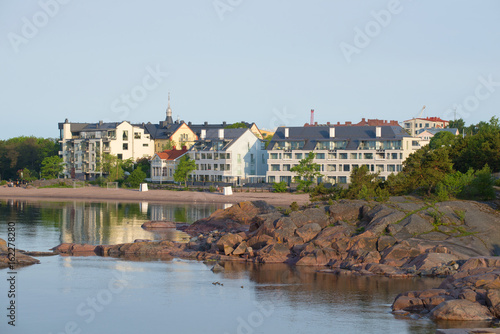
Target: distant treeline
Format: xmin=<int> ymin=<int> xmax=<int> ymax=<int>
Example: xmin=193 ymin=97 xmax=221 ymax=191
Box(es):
xmin=0 ymin=137 xmax=59 ymax=181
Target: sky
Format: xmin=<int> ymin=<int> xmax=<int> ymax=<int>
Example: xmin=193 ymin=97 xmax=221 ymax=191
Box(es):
xmin=1 ymin=0 xmax=499 ymax=140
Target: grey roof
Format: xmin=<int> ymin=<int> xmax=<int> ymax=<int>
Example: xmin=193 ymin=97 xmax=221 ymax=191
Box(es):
xmin=191 ymin=128 xmax=250 ymax=151
xmin=58 ymin=121 xmax=123 ymax=133
xmin=142 ymin=122 xmax=183 ymax=140
xmin=269 ymin=125 xmax=410 ymax=150
xmin=417 ymin=128 xmax=459 ymax=135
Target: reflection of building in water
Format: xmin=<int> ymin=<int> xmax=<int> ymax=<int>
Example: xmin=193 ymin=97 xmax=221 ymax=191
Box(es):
xmin=59 ymin=202 xmax=223 ymax=245
xmin=149 ymin=203 xmax=224 ymax=222
xmin=60 ymin=202 xmax=153 ymax=245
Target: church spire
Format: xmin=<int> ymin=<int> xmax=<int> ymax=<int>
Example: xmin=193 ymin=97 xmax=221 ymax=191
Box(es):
xmin=165 ymin=92 xmax=173 ymax=125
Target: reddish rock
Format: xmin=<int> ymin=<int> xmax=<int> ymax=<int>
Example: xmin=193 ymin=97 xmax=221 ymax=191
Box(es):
xmin=52 ymin=243 xmax=73 ymax=253
xmin=486 ymin=289 xmax=500 ymax=318
xmin=405 ymin=253 xmax=459 ymax=271
xmin=430 ymin=299 xmax=494 ymax=321
xmin=141 ymin=221 xmax=175 ymax=229
xmin=255 ymin=243 xmax=290 ymax=263
xmin=232 ymin=241 xmax=248 ymax=256
xmin=392 ymin=295 xmax=425 ymax=312
xmin=247 ymin=235 xmax=274 ymax=250
xmin=215 ymin=233 xmax=244 ymax=252
xmin=328 ymin=200 xmax=365 ymax=222
xmin=295 ymin=223 xmax=322 ymax=243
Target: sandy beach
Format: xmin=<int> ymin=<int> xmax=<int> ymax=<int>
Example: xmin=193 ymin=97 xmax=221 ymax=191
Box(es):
xmin=0 ymin=186 xmax=309 ymax=206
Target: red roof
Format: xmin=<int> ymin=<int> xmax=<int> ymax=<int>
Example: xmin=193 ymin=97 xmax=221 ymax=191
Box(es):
xmin=417 ymin=117 xmax=448 ymax=122
xmin=156 ymin=148 xmax=188 ymax=161
xmin=404 ymin=117 xmax=449 ymax=123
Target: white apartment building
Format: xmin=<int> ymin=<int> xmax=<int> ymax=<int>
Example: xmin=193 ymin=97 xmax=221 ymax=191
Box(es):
xmin=266 ymin=125 xmax=423 ymax=185
xmin=402 ymin=117 xmax=449 ymax=136
xmin=189 ymin=128 xmax=267 ymax=185
xmin=58 ymin=119 xmax=154 ymax=179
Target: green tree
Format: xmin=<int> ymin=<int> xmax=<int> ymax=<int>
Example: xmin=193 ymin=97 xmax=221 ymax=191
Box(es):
xmin=174 ymin=155 xmax=196 ymax=186
xmin=345 ymin=165 xmax=380 ymax=199
xmin=290 ymin=152 xmax=323 ymax=192
xmin=402 ymin=146 xmax=453 ymax=195
xmin=98 ymin=154 xmax=124 ymax=182
xmin=135 ymin=157 xmax=151 ymax=178
xmin=447 ymin=118 xmax=465 ymax=134
xmin=41 ymin=156 xmax=64 ymax=179
xmin=429 ymin=131 xmax=456 ymax=150
xmin=162 ymin=139 xmax=177 ymax=151
xmin=224 ymin=122 xmax=248 ymax=129
xmin=126 ymin=168 xmax=146 ymax=188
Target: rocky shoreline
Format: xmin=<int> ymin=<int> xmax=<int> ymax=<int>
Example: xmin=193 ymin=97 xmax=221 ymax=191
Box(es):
xmin=3 ymin=197 xmax=499 ymax=325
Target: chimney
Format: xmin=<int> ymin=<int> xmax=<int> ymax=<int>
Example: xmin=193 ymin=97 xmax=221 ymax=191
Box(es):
xmin=200 ymin=129 xmax=206 ymax=140
xmin=284 ymin=127 xmax=289 ymax=138
xmin=218 ymin=128 xmax=224 ymax=140
xmin=376 ymin=126 xmax=382 ymax=138
xmin=99 ymin=120 xmax=103 ymax=126
xmin=204 ymin=121 xmax=208 ymax=126
xmin=329 ymin=127 xmax=335 ymax=138
xmin=182 ymin=145 xmax=187 ymax=150
xmin=172 ymin=146 xmax=176 ymax=150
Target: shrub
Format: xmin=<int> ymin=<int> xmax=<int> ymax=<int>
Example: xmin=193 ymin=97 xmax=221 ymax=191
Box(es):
xmin=375 ymin=187 xmax=390 ymax=202
xmin=462 ymin=165 xmax=495 ymax=200
xmin=290 ymin=201 xmax=299 ymax=211
xmin=495 ymin=178 xmax=500 ymax=187
xmin=209 ymin=186 xmax=216 ymax=192
xmin=309 ymin=183 xmax=345 ymax=201
xmin=272 ymin=181 xmax=287 ymax=193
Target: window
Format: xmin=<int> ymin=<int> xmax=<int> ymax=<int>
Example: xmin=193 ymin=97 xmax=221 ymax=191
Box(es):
xmin=339 ymin=153 xmax=348 ymax=159
xmin=295 ymin=153 xmax=303 ymax=159
xmin=214 ymin=153 xmax=219 ymax=160
xmin=117 ymin=154 xmax=123 ymax=160
xmin=391 ymin=153 xmax=398 ymax=159
xmin=364 ymin=153 xmax=373 ymax=159
xmin=123 ymin=131 xmax=128 ymax=141
xmin=134 ymin=132 xmax=141 ymax=139
xmin=270 ymin=153 xmax=279 ymax=159
xmin=195 ymin=153 xmax=200 ymax=160
xmin=283 ymin=164 xmax=291 ymax=171
xmin=328 ymin=153 xmax=337 ymax=160
xmin=376 ymin=165 xmax=384 ymax=172
xmin=283 ymin=153 xmax=292 ymax=160
xmin=123 ymin=143 xmax=128 ymax=150
xmin=226 ymin=153 xmax=230 ymax=159
xmin=207 ymin=153 xmax=212 ymax=159
xmin=343 ymin=164 xmax=350 ymax=172
xmin=327 ymin=164 xmax=336 ymax=172
xmin=271 ymin=164 xmax=280 ymax=171
xmin=338 ymin=176 xmax=347 ymax=184
xmin=201 ymin=153 xmax=206 ymax=159
xmin=350 ymin=153 xmax=357 ymax=159
xmin=315 ymin=153 xmax=325 ymax=159
xmin=387 ymin=165 xmax=396 ymax=172
xmin=268 ymin=176 xmax=276 ymax=183
xmin=143 ymin=143 xmax=148 ymax=147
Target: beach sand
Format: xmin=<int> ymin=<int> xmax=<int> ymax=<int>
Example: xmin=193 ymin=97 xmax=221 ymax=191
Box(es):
xmin=0 ymin=186 xmax=309 ymax=206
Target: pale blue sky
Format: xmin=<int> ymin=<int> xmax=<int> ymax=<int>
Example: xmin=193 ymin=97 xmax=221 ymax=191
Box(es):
xmin=1 ymin=0 xmax=499 ymax=140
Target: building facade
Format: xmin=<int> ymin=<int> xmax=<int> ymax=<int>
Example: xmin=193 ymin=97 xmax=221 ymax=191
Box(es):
xmin=189 ymin=128 xmax=267 ymax=184
xmin=402 ymin=117 xmax=449 ymax=136
xmin=266 ymin=125 xmax=422 ymax=185
xmin=58 ymin=119 xmax=154 ymax=179
xmin=150 ymin=147 xmax=188 ymax=183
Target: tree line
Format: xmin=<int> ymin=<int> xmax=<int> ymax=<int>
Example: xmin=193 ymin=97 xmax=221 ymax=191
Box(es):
xmin=0 ymin=137 xmax=61 ymax=181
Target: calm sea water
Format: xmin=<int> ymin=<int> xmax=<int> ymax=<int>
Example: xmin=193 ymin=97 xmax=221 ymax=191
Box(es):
xmin=0 ymin=200 xmax=449 ymax=334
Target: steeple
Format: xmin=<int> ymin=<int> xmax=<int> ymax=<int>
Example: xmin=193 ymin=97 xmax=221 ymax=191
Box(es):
xmin=165 ymin=92 xmax=173 ymax=125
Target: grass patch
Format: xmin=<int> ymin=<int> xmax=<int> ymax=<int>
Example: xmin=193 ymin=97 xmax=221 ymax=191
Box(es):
xmin=39 ymin=182 xmax=73 ymax=189
xmin=453 ymin=209 xmax=466 ymax=223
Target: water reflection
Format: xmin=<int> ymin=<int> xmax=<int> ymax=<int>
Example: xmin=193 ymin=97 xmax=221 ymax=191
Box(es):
xmin=0 ymin=199 xmax=225 ymax=249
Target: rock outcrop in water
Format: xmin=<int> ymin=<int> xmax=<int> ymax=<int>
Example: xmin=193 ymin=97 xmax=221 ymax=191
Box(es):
xmin=392 ymin=256 xmax=500 ymax=323
xmin=53 ymin=197 xmax=500 ymax=278
xmin=0 ymin=238 xmax=42 ymax=269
